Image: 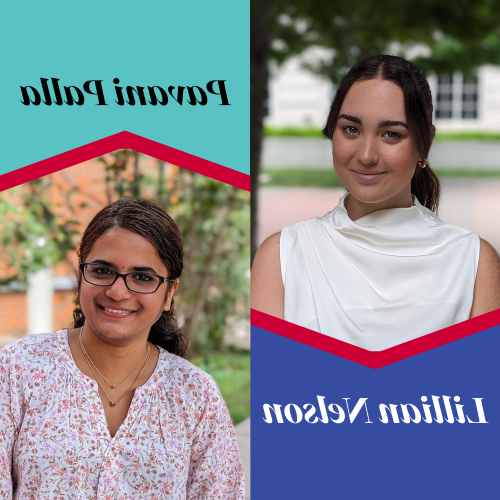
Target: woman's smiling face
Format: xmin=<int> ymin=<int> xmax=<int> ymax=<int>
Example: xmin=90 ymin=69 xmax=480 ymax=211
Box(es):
xmin=332 ymin=78 xmax=424 ymax=213
xmin=79 ymin=227 xmax=177 ymax=343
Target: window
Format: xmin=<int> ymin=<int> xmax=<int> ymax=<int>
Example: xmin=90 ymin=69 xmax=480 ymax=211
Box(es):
xmin=436 ymin=74 xmax=453 ymax=119
xmin=435 ymin=72 xmax=478 ymax=120
xmin=462 ymin=75 xmax=478 ymax=119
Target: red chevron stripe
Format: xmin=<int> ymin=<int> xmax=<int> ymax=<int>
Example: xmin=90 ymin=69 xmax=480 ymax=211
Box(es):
xmin=0 ymin=131 xmax=250 ymax=192
xmin=251 ymin=308 xmax=500 ymax=369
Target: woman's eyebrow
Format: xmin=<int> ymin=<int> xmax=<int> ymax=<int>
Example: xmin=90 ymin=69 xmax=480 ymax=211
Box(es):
xmin=338 ymin=114 xmax=361 ymax=125
xmin=89 ymin=260 xmax=157 ymax=274
xmin=90 ymin=259 xmax=114 ymax=267
xmin=379 ymin=120 xmax=409 ymax=129
xmin=132 ymin=266 xmax=158 ymax=273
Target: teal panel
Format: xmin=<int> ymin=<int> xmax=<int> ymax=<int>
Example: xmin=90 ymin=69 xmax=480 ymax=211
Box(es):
xmin=0 ymin=0 xmax=249 ymax=175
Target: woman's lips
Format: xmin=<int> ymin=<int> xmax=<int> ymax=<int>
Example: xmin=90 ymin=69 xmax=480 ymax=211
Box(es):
xmin=97 ymin=304 xmax=136 ymax=318
xmin=350 ymin=170 xmax=386 ymax=183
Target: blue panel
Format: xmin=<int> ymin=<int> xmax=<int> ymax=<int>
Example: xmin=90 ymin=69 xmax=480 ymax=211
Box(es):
xmin=252 ymin=325 xmax=499 ymax=498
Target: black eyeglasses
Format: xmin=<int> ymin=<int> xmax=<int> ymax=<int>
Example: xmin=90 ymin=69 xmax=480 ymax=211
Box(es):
xmin=80 ymin=263 xmax=175 ymax=294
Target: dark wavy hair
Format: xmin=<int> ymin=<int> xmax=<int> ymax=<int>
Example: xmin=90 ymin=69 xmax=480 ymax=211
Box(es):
xmin=323 ymin=54 xmax=440 ymax=213
xmin=73 ymin=197 xmax=188 ymax=357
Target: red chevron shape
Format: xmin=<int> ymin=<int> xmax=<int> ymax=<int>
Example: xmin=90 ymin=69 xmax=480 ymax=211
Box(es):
xmin=251 ymin=308 xmax=500 ymax=369
xmin=0 ymin=131 xmax=250 ymax=192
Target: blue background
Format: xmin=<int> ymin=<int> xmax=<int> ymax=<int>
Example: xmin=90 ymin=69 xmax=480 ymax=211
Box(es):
xmin=252 ymin=325 xmax=499 ymax=498
xmin=0 ymin=1 xmax=249 ymax=176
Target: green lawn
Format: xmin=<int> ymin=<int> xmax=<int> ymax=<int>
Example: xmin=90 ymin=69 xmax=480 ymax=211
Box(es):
xmin=261 ymin=168 xmax=500 ymax=188
xmin=264 ymin=125 xmax=326 ymax=138
xmin=264 ymin=125 xmax=500 ymax=141
xmin=261 ymin=169 xmax=343 ymax=187
xmin=190 ymin=350 xmax=250 ymax=425
xmin=433 ymin=132 xmax=500 ymax=141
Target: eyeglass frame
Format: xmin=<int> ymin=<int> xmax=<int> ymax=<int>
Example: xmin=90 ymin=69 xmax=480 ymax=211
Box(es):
xmin=79 ymin=262 xmax=175 ymax=294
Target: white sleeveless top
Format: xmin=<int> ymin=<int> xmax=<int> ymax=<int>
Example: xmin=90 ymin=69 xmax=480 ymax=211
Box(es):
xmin=280 ymin=193 xmax=480 ymax=351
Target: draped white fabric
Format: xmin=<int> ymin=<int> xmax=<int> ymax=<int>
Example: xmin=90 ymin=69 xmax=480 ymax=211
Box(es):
xmin=280 ymin=193 xmax=480 ymax=351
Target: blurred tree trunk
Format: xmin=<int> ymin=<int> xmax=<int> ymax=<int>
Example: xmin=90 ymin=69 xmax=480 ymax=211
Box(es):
xmin=131 ymin=151 xmax=141 ymax=197
xmin=157 ymin=159 xmax=166 ymax=207
xmin=250 ymin=0 xmax=273 ymax=264
xmin=183 ymin=186 xmax=238 ymax=344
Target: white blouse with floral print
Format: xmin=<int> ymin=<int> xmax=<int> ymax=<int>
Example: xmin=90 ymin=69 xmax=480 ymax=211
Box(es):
xmin=0 ymin=331 xmax=244 ymax=499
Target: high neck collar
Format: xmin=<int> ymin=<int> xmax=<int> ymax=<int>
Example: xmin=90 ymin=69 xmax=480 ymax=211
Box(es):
xmin=325 ymin=192 xmax=469 ymax=256
xmin=338 ymin=192 xmax=430 ymax=227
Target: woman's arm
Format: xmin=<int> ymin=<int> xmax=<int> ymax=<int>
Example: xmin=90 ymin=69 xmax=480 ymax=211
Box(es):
xmin=0 ymin=348 xmax=18 ymax=498
xmin=186 ymin=375 xmax=244 ymax=500
xmin=470 ymin=238 xmax=500 ymax=318
xmin=250 ymin=232 xmax=284 ymax=319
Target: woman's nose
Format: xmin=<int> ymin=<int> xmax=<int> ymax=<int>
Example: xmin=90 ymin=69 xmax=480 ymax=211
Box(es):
xmin=357 ymin=138 xmax=379 ymax=164
xmin=105 ymin=275 xmax=132 ymax=300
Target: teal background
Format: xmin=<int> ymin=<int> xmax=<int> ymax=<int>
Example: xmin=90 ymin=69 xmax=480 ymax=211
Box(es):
xmin=0 ymin=1 xmax=249 ymax=176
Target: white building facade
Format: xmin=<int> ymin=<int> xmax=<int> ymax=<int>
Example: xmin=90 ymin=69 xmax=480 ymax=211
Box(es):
xmin=266 ymin=50 xmax=500 ymax=132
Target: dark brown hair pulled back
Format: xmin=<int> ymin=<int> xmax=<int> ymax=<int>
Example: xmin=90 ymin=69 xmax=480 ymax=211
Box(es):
xmin=73 ymin=197 xmax=188 ymax=357
xmin=323 ymin=55 xmax=440 ymax=212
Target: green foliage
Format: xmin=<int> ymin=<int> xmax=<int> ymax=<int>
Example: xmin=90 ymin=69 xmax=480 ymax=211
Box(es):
xmin=267 ymin=0 xmax=500 ymax=83
xmin=413 ymin=33 xmax=500 ymax=77
xmin=191 ymin=350 xmax=250 ymax=424
xmin=161 ymin=169 xmax=250 ymax=353
xmin=0 ymin=179 xmax=81 ymax=284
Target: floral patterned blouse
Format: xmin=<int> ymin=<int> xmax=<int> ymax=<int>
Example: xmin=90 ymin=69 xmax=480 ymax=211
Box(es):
xmin=0 ymin=331 xmax=244 ymax=499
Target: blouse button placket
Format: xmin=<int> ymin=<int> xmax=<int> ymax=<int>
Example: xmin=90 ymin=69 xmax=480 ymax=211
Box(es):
xmin=96 ymin=389 xmax=147 ymax=496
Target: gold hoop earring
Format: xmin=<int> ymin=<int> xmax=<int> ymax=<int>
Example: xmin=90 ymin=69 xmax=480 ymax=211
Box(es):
xmin=417 ymin=158 xmax=428 ymax=169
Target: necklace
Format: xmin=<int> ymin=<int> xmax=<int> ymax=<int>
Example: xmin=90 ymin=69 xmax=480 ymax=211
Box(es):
xmin=79 ymin=326 xmax=150 ymax=407
xmin=79 ymin=326 xmax=149 ymax=388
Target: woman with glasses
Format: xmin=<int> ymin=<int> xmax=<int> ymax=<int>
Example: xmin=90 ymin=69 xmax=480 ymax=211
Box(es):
xmin=0 ymin=197 xmax=244 ymax=499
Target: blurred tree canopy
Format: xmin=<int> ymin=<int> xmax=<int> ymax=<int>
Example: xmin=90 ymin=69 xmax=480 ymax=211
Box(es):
xmin=0 ymin=152 xmax=250 ymax=355
xmin=251 ymin=0 xmax=500 ymax=259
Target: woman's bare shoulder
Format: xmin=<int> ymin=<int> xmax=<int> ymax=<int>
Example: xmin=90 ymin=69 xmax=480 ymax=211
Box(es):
xmin=470 ymin=238 xmax=500 ymax=318
xmin=255 ymin=231 xmax=281 ymax=262
xmin=250 ymin=232 xmax=284 ymax=319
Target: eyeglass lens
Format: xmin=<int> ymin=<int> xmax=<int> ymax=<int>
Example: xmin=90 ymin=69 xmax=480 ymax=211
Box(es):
xmin=84 ymin=264 xmax=160 ymax=293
